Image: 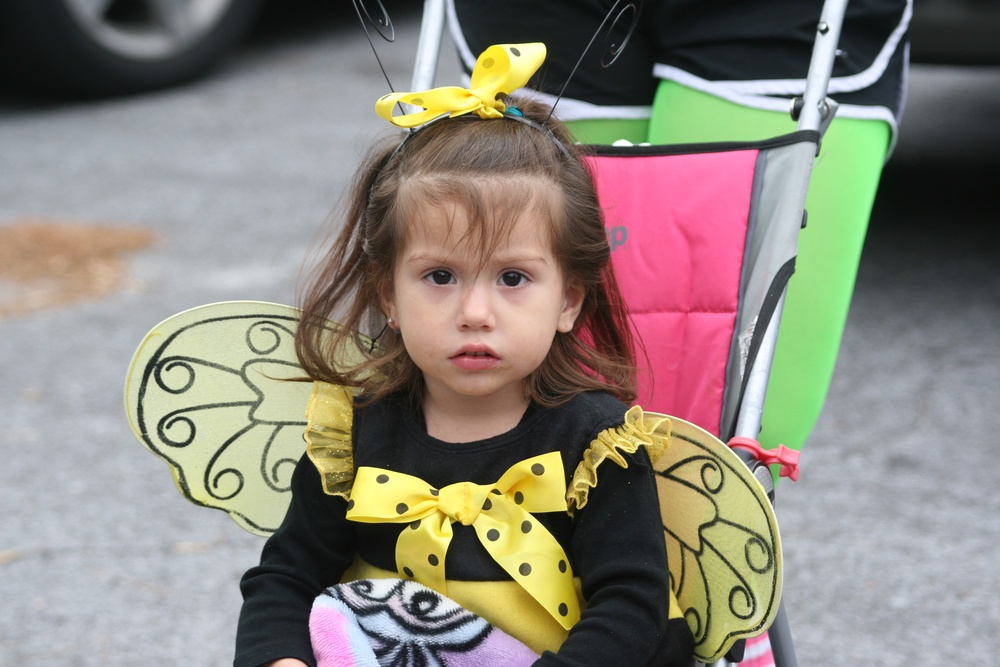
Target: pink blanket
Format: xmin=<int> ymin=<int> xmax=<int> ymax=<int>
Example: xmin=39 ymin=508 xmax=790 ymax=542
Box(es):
xmin=310 ymin=579 xmax=539 ymax=666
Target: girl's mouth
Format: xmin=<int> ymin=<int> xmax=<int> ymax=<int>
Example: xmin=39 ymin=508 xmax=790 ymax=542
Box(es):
xmin=451 ymin=347 xmax=499 ymax=369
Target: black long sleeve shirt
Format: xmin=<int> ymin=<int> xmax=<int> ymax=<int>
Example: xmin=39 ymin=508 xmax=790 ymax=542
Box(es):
xmin=235 ymin=391 xmax=679 ymax=667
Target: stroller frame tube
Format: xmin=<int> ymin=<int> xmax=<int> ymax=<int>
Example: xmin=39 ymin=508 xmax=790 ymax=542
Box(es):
xmin=731 ymin=2 xmax=847 ymax=666
xmin=735 ymin=0 xmax=847 ymax=440
xmin=411 ymin=0 xmax=447 ymax=91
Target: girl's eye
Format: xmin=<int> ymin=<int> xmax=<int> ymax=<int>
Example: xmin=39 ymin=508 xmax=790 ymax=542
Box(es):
xmin=427 ymin=270 xmax=454 ymax=285
xmin=500 ymin=271 xmax=527 ymax=287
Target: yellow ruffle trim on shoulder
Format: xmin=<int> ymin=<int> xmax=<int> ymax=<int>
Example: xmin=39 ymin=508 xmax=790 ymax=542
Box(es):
xmin=567 ymin=405 xmax=672 ymax=512
xmin=304 ymin=381 xmax=357 ymax=499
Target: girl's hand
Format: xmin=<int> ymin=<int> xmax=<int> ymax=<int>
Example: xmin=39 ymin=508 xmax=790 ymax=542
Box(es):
xmin=265 ymin=660 xmax=309 ymax=667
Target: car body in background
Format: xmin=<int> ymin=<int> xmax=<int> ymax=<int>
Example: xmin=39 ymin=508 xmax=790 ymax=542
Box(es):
xmin=0 ymin=0 xmax=996 ymax=100
xmin=0 ymin=0 xmax=267 ymax=98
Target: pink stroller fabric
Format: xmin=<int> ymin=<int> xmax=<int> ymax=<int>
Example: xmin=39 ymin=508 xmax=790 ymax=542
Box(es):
xmin=587 ymin=147 xmax=759 ymax=436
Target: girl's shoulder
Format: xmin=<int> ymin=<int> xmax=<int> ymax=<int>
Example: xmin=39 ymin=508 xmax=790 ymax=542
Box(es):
xmin=302 ymin=383 xmax=417 ymax=496
xmin=525 ymin=392 xmax=633 ymax=477
xmin=546 ymin=390 xmax=631 ymax=438
xmin=302 ymin=381 xmax=359 ymax=499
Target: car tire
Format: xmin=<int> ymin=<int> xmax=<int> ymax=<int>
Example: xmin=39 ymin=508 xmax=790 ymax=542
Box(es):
xmin=0 ymin=0 xmax=266 ymax=98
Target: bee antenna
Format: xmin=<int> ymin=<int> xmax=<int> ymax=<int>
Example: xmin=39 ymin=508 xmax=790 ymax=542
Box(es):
xmin=352 ymin=0 xmax=398 ymax=94
xmin=545 ymin=0 xmax=643 ymax=124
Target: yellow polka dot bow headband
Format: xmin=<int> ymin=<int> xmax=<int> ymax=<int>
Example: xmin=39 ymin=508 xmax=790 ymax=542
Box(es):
xmin=375 ymin=43 xmax=546 ymax=128
xmin=346 ymin=451 xmax=581 ymax=629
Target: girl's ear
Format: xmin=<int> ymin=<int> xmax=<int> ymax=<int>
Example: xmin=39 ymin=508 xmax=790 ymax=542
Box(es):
xmin=382 ymin=294 xmax=399 ymax=329
xmin=379 ymin=279 xmax=399 ymax=329
xmin=558 ymin=281 xmax=585 ymax=333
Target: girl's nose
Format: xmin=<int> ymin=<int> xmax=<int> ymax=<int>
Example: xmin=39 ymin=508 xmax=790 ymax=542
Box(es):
xmin=457 ymin=282 xmax=495 ymax=329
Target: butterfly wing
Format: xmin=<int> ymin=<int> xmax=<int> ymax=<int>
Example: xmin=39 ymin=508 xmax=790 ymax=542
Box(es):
xmin=650 ymin=414 xmax=782 ymax=663
xmin=124 ymin=301 xmax=317 ymax=536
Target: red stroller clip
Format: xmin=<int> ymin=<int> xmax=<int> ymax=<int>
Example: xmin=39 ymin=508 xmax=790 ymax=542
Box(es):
xmin=728 ymin=437 xmax=801 ymax=482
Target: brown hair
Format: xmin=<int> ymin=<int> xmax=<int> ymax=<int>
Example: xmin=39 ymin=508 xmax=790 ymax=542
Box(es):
xmin=295 ymin=99 xmax=637 ymax=406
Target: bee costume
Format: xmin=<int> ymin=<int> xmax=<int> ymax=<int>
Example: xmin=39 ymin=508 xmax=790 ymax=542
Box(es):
xmin=125 ymin=301 xmax=781 ymax=666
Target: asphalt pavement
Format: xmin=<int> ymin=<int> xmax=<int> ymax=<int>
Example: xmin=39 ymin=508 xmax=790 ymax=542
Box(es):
xmin=1 ymin=6 xmax=998 ymax=666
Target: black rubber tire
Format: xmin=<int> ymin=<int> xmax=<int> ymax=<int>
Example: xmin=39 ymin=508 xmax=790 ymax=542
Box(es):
xmin=0 ymin=0 xmax=267 ymax=99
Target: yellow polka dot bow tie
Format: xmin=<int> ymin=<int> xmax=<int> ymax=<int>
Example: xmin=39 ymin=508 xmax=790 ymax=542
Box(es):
xmin=375 ymin=43 xmax=546 ymax=128
xmin=346 ymin=451 xmax=581 ymax=629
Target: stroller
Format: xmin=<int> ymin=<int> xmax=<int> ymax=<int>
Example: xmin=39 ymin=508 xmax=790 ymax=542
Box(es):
xmin=124 ymin=1 xmax=854 ymax=665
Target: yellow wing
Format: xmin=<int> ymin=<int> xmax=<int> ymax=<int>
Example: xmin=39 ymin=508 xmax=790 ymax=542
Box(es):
xmin=649 ymin=413 xmax=782 ymax=663
xmin=124 ymin=301 xmax=316 ymax=536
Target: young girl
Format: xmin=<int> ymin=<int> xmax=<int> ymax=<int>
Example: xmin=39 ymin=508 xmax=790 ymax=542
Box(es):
xmin=234 ymin=44 xmax=692 ymax=667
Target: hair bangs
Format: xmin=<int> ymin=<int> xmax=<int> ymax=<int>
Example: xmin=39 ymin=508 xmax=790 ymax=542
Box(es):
xmin=393 ymin=174 xmax=562 ymax=273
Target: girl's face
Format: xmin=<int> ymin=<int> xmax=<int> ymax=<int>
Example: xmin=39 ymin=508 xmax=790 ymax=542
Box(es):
xmin=385 ymin=202 xmax=583 ymax=417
